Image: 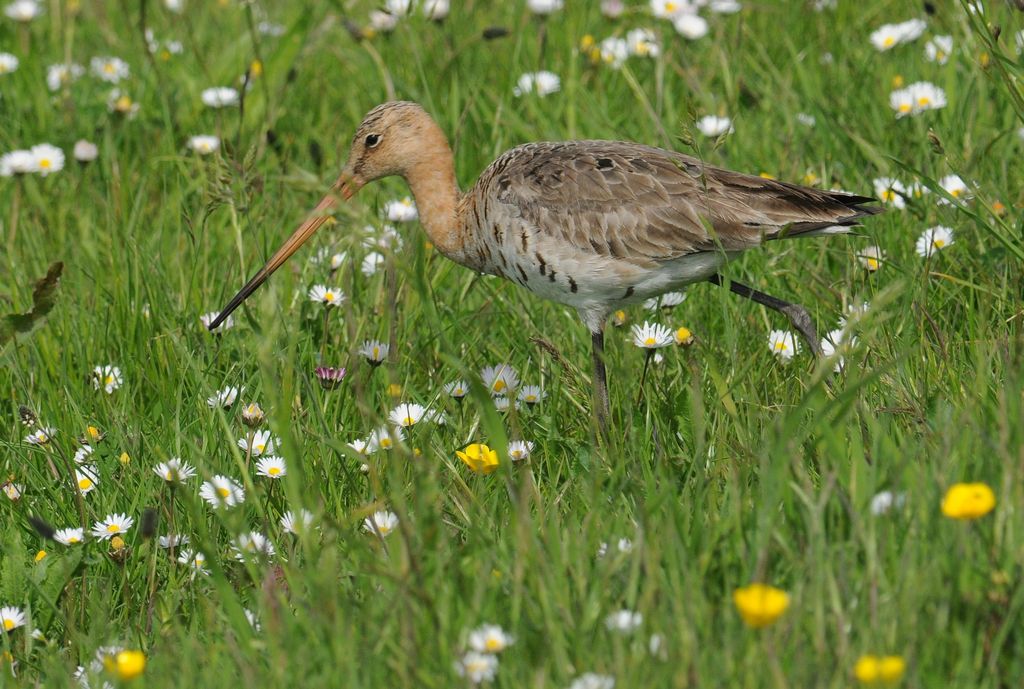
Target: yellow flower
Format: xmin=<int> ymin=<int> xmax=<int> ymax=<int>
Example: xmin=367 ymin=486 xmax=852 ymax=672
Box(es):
xmin=249 ymin=59 xmax=263 ymax=78
xmin=111 ymin=536 xmax=126 ymax=551
xmin=119 ymin=452 xmax=131 ymax=465
xmin=674 ymin=326 xmax=694 ymax=346
xmin=732 ymin=583 xmax=789 ymax=628
xmin=891 ymin=74 xmax=904 ymax=88
xmin=457 ymin=444 xmax=499 ymax=475
xmin=854 ymin=654 xmax=906 ymax=685
xmin=388 ymin=383 xmax=402 ymax=398
xmin=34 ymin=550 xmax=47 ymax=562
xmin=759 ymin=172 xmax=776 ymax=180
xmin=941 ymin=482 xmax=995 ymax=520
xmin=611 ymin=310 xmax=627 ymax=327
xmin=104 ymin=650 xmax=146 ymax=681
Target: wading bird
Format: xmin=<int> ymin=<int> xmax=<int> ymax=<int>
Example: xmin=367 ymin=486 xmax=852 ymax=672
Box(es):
xmin=209 ymin=101 xmax=880 ymax=429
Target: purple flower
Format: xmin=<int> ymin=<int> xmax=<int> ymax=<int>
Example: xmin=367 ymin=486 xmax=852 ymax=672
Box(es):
xmin=315 ymin=367 xmax=346 ymax=390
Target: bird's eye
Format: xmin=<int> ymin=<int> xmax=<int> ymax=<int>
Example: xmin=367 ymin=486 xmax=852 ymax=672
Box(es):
xmin=365 ymin=134 xmax=381 ymax=148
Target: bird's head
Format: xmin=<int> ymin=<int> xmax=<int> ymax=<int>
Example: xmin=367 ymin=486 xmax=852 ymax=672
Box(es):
xmin=206 ymin=101 xmax=440 ymax=331
xmin=340 ymin=100 xmax=441 ymax=191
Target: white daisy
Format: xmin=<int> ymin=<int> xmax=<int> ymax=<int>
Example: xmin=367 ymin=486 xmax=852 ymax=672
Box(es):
xmin=31 ymin=143 xmax=64 ymax=176
xmin=696 ymin=115 xmax=733 ymax=137
xmin=455 ymin=651 xmax=499 ymax=684
xmin=92 ymin=365 xmax=122 ymax=394
xmin=626 ymin=28 xmax=660 ymax=58
xmin=422 ymin=0 xmax=449 ymax=19
xmin=481 ymin=364 xmax=519 ymax=395
xmin=384 ymin=197 xmax=418 ymax=222
xmin=508 ymin=440 xmax=534 ymax=462
xmin=232 ymin=531 xmax=275 ymax=561
xmin=359 ymin=339 xmax=389 ymax=366
xmin=158 ymin=534 xmax=189 ymax=548
xmin=206 ymin=386 xmax=241 ymax=408
xmin=468 ymin=624 xmax=514 ymax=654
xmin=177 ymin=549 xmax=209 ymax=575
xmin=241 ymin=402 xmax=265 ymax=425
xmin=569 ymin=673 xmax=616 ymax=689
xmin=361 ymin=251 xmax=385 ymax=276
xmin=674 ymin=13 xmax=709 ymax=40
xmin=45 ymin=62 xmax=84 ymax=91
xmin=73 ymin=140 xmax=98 ymax=162
xmin=599 ymin=37 xmax=630 ymax=68
xmin=493 ymin=395 xmax=514 ymax=412
xmin=0 ymin=149 xmax=35 ymax=176
xmin=643 ymin=291 xmax=687 ymax=310
xmin=255 ymin=455 xmax=287 ymax=479
xmin=710 ymin=0 xmax=741 ymax=12
xmin=632 ymin=321 xmax=673 ymax=349
xmin=348 ymin=438 xmax=371 ymax=455
xmin=75 ymin=466 xmax=99 ymax=495
xmin=308 ymin=284 xmax=344 ymax=306
xmin=890 ymin=82 xmax=946 ymax=117
xmin=857 ymin=245 xmax=885 ymax=272
xmin=280 ymin=509 xmax=314 ymax=534
xmin=605 ymin=609 xmax=643 ymax=633
xmin=369 ymin=10 xmax=398 ymax=32
xmin=925 ymin=35 xmax=953 ymax=64
xmin=384 ymin=0 xmax=412 ymax=15
xmin=517 ymin=385 xmax=546 ymax=405
xmin=870 ymin=490 xmax=906 ymax=516
xmin=2 ymin=482 xmax=23 ymax=500
xmin=73 ymin=445 xmax=95 ymax=464
xmin=0 ymin=52 xmax=18 ymax=74
xmin=915 ymin=225 xmax=954 ymax=258
xmin=768 ymin=329 xmax=799 ymax=361
xmin=513 ymin=71 xmax=561 ymax=97
xmin=796 ymin=112 xmax=816 ymax=127
xmin=4 ymin=0 xmax=41 ymax=21
xmin=188 ymin=135 xmax=220 ymax=155
xmin=650 ymin=0 xmax=685 ymax=18
xmin=388 ymin=402 xmax=428 ymax=428
xmin=870 ymin=18 xmax=927 ymax=51
xmin=90 ymin=56 xmax=129 ymax=83
xmin=0 ymin=606 xmax=26 ymax=632
xmin=368 ymin=426 xmax=404 ymax=452
xmin=54 ymin=527 xmax=85 ymax=545
xmin=445 ymin=380 xmax=469 ymax=398
xmin=363 ymin=510 xmax=399 ymax=537
xmin=238 ymin=429 xmax=276 ymax=456
xmin=25 ymin=427 xmax=55 ymax=445
xmin=937 ymin=174 xmax=970 ymax=204
xmin=200 ymin=312 xmax=233 ymax=332
xmin=201 ymin=86 xmax=239 ymax=107
xmin=199 ymin=475 xmax=245 ymax=508
xmin=872 ymin=177 xmax=906 ymax=209
xmin=527 ymin=0 xmax=563 ymax=14
xmin=153 ymin=458 xmax=197 ymax=482
xmin=91 ymin=513 xmax=134 ymax=540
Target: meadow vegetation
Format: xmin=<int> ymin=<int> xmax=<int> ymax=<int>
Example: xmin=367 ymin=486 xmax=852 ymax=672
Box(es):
xmin=1 ymin=0 xmax=1023 ymax=686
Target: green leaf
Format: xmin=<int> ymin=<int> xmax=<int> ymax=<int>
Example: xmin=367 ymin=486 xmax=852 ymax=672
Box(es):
xmin=0 ymin=262 xmax=64 ymax=347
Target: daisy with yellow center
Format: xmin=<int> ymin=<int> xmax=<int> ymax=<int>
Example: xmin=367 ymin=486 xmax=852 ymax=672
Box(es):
xmin=468 ymin=624 xmax=515 ymax=654
xmin=481 ymin=364 xmax=519 ymax=396
xmin=308 ymin=284 xmax=344 ymax=306
xmin=363 ymin=510 xmax=399 ymax=538
xmin=0 ymin=607 xmax=26 ymax=632
xmin=90 ymin=513 xmax=135 ymax=540
xmin=768 ymin=330 xmax=799 ymax=362
xmin=631 ymin=321 xmax=673 ymax=349
xmin=199 ymin=475 xmax=245 ymax=508
xmin=255 ymin=455 xmax=287 ymax=479
xmin=388 ymin=402 xmax=428 ymax=428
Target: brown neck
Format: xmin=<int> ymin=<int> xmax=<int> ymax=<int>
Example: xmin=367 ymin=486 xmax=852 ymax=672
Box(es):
xmin=404 ymin=141 xmax=464 ymax=260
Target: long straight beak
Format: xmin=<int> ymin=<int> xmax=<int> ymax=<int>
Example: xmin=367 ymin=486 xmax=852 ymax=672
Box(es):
xmin=206 ymin=176 xmax=355 ymax=331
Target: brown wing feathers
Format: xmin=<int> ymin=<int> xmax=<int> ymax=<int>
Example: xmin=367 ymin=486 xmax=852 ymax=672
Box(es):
xmin=488 ymin=140 xmax=881 ymax=262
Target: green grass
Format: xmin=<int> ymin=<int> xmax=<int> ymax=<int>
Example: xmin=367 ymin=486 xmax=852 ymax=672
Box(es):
xmin=2 ymin=0 xmax=1024 ymax=686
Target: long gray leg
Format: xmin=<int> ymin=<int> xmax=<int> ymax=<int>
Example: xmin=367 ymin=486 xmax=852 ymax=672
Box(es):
xmin=709 ymin=274 xmax=823 ymax=357
xmin=591 ymin=328 xmax=611 ymax=433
